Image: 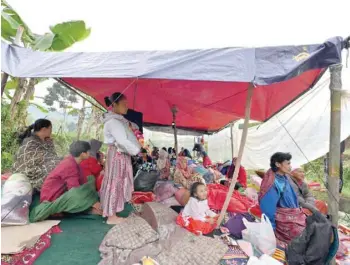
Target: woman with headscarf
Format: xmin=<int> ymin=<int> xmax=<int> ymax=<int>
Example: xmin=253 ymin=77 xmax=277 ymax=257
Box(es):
xmin=157 ymin=149 xmax=171 ymax=180
xmin=180 ymin=149 xmax=193 ymax=159
xmin=289 ymin=168 xmax=328 ymax=215
xmin=100 ymin=92 xmax=141 ymax=224
xmin=226 ymin=157 xmax=247 ymax=188
xmin=174 ymin=156 xmax=204 ymax=189
xmin=12 ymin=119 xmax=62 ymax=191
xmin=80 ymin=139 xmax=104 ymax=183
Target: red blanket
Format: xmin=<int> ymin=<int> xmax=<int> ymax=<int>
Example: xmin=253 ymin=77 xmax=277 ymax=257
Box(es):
xmin=131 ymin=191 xmax=156 ymax=204
xmin=207 ymin=184 xmax=255 ymax=213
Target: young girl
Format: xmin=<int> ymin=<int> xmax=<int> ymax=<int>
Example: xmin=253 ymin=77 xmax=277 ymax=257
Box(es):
xmin=176 ymin=182 xmax=218 ymax=235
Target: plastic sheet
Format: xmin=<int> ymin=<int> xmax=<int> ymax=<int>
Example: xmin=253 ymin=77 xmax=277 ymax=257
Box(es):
xmin=1 ymin=173 xmax=33 ymax=226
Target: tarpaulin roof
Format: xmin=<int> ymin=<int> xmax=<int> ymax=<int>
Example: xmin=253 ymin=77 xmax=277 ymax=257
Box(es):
xmin=1 ymin=37 xmax=345 ymax=132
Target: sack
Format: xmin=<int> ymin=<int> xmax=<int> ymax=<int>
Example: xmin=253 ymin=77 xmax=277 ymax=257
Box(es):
xmin=242 ymin=214 xmax=276 ymax=256
xmin=154 ymin=181 xmax=177 ymax=202
xmin=1 ymin=173 xmax=33 ymax=226
xmin=224 ymin=213 xmax=255 ymax=239
xmin=134 ymin=169 xmax=160 ymax=192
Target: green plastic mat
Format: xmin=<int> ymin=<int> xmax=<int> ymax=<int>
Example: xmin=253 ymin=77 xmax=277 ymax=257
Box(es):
xmin=34 ymin=203 xmax=134 ymax=265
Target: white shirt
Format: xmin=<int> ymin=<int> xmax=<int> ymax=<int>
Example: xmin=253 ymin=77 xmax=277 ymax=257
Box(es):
xmin=103 ymin=112 xmax=141 ymax=156
xmin=182 ymin=197 xmax=217 ymax=222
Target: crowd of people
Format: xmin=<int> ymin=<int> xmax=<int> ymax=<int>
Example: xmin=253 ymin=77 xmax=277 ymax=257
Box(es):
xmin=4 ymin=91 xmax=341 ymax=262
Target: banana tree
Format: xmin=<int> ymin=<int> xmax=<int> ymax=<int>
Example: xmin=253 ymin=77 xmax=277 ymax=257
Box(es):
xmin=1 ymin=0 xmax=91 ymax=121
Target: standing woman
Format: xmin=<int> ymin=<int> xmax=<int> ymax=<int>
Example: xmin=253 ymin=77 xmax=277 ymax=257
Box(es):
xmin=101 ymin=92 xmax=141 ymax=224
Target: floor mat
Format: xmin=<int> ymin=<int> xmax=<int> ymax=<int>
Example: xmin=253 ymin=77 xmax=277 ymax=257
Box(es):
xmin=34 ymin=215 xmax=110 ymax=265
xmin=1 ymin=220 xmax=61 ymax=254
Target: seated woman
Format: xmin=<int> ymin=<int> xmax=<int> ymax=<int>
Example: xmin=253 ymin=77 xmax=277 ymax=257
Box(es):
xmin=80 ymin=139 xmax=104 ymax=183
xmin=193 ymin=144 xmax=212 ymax=167
xmin=289 ymin=168 xmax=328 ymax=215
xmin=138 ymin=148 xmax=153 ymax=164
xmin=225 ymin=157 xmax=247 ymax=189
xmin=12 ymin=119 xmax=61 ymax=191
xmin=259 ymin=152 xmax=306 ymax=244
xmin=176 ymin=182 xmax=218 ymax=235
xmin=179 ymin=149 xmax=193 ymax=159
xmin=157 ymin=148 xmax=171 ymax=180
xmin=30 ymin=141 xmax=100 ymax=222
xmin=168 ymin=147 xmax=177 ymax=166
xmin=174 ymin=156 xmax=204 ymax=189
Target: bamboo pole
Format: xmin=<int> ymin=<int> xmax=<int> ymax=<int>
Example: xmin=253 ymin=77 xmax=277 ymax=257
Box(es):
xmin=328 ymin=64 xmax=342 ymax=230
xmin=171 ymin=105 xmax=179 ymax=155
xmin=230 ymin=122 xmax=234 ymax=158
xmin=217 ymin=83 xmax=254 ymax=225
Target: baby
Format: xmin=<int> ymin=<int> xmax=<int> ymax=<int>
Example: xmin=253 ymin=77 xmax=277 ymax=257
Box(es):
xmin=176 ymin=182 xmax=218 ymax=235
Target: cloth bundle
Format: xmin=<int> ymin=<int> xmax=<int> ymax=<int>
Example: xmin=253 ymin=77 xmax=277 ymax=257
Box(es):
xmin=1 ymin=173 xmax=33 ymax=226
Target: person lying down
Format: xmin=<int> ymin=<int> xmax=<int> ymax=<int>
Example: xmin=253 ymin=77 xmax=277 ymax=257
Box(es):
xmin=29 ymin=141 xmax=101 ymax=222
xmin=176 ymin=182 xmax=218 ymax=235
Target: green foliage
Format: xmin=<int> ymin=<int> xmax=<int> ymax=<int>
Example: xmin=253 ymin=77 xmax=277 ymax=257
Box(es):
xmin=1 ymin=0 xmax=90 ymax=51
xmin=29 ymin=102 xmax=49 ymax=114
xmin=44 ymin=82 xmax=78 ymax=109
xmin=49 ymin=21 xmax=91 ymax=51
xmin=1 ymin=102 xmax=18 ymax=172
xmin=1 ymin=0 xmax=34 ymax=43
xmin=303 ymin=157 xmax=325 ymax=185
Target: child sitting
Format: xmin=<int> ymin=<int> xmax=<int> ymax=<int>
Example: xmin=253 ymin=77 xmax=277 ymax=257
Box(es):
xmin=80 ymin=139 xmax=104 ymax=186
xmin=176 ymin=182 xmax=218 ymax=235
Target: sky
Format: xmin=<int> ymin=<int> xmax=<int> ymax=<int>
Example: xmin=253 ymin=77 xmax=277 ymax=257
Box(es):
xmin=5 ymin=0 xmax=350 ymax=117
xmin=7 ymin=0 xmax=350 ymax=51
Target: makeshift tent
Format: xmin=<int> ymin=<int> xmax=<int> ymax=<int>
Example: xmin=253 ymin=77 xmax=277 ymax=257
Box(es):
xmin=208 ymin=64 xmax=350 ymax=169
xmin=1 ymin=37 xmax=346 ymax=133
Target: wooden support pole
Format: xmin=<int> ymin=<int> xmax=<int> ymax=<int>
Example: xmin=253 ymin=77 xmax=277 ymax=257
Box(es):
xmin=217 ymin=83 xmax=254 ymax=225
xmin=171 ymin=105 xmax=179 ymax=155
xmin=328 ymin=64 xmax=342 ymax=229
xmin=230 ymin=122 xmax=234 ymax=158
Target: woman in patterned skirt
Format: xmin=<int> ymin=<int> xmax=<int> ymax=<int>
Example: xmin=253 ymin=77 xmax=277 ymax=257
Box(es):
xmin=101 ymin=92 xmax=141 ymax=224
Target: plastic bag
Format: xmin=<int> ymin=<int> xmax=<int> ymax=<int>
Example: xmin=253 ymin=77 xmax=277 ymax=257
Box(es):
xmin=247 ymin=255 xmax=282 ymax=265
xmin=134 ymin=169 xmax=160 ymax=192
xmin=1 ymin=173 xmax=33 ymax=226
xmin=242 ymin=214 xmax=276 ymax=256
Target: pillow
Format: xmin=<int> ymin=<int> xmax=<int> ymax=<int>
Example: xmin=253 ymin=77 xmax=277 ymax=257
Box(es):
xmin=174 ymin=188 xmax=190 ymax=206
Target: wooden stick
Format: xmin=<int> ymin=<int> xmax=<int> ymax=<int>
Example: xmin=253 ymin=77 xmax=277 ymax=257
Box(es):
xmin=217 ymin=83 xmax=254 ymax=226
xmin=1 ymin=72 xmax=9 ymax=97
